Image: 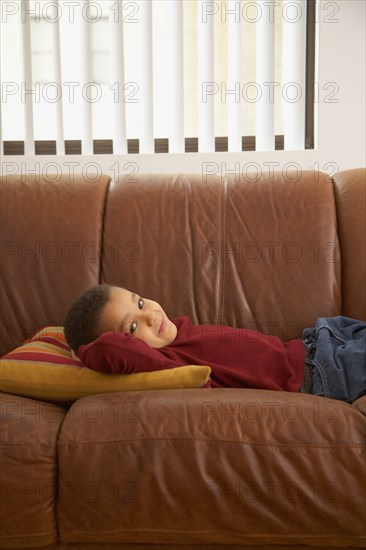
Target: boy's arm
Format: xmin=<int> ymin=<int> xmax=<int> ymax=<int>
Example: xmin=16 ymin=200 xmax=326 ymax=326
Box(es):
xmin=77 ymin=331 xmax=181 ymax=374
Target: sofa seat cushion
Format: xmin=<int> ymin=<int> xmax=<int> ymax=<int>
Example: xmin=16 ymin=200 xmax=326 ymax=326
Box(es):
xmin=0 ymin=392 xmax=65 ymax=548
xmin=57 ymin=389 xmax=366 ymax=547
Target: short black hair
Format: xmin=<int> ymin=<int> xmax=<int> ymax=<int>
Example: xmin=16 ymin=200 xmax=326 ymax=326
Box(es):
xmin=64 ymin=283 xmax=116 ymax=353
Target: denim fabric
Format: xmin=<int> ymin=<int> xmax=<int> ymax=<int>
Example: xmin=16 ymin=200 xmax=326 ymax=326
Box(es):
xmin=302 ymin=316 xmax=366 ymax=403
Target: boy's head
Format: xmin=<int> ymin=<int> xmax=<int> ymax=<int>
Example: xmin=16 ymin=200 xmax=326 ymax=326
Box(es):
xmin=64 ymin=283 xmax=114 ymax=353
xmin=64 ymin=284 xmax=177 ymax=353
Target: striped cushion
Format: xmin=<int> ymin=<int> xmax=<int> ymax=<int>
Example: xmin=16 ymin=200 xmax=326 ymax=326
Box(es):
xmin=16 ymin=326 xmax=83 ymax=367
xmin=0 ymin=327 xmax=211 ymax=401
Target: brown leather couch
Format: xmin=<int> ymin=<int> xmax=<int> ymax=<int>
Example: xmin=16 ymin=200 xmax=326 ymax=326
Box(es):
xmin=1 ymin=168 xmax=365 ymax=549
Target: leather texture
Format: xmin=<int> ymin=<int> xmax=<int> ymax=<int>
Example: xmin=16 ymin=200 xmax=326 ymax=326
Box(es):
xmin=57 ymin=390 xmax=366 ymax=546
xmin=0 ymin=173 xmax=110 ymax=357
xmin=332 ymin=168 xmax=366 ymax=320
xmin=0 ymin=393 xmax=65 ymax=548
xmin=222 ymin=172 xmax=342 ymax=333
xmin=101 ymin=174 xmax=224 ymax=326
xmin=1 ymin=169 xmax=365 ymax=549
xmin=101 ymin=172 xmax=343 ymax=338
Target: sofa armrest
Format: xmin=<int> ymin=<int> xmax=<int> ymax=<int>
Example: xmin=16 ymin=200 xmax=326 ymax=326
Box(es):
xmin=0 ymin=392 xmax=66 ymax=548
xmin=58 ymin=389 xmax=366 ymax=547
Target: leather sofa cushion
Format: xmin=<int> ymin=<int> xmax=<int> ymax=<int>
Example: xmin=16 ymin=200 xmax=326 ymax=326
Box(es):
xmin=58 ymin=389 xmax=366 ymax=546
xmin=101 ymin=173 xmax=341 ymax=337
xmin=0 ymin=173 xmax=111 ymax=357
xmin=333 ymin=168 xmax=366 ymax=320
xmin=0 ymin=393 xmax=66 ymax=548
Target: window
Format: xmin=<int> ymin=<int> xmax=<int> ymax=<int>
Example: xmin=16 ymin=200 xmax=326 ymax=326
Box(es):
xmin=0 ymin=0 xmax=316 ymax=155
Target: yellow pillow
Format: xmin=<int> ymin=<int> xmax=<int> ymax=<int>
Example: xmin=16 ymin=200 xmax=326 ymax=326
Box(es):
xmin=0 ymin=327 xmax=211 ymax=401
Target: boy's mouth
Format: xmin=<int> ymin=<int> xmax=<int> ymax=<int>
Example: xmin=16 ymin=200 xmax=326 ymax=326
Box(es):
xmin=159 ymin=317 xmax=166 ymax=334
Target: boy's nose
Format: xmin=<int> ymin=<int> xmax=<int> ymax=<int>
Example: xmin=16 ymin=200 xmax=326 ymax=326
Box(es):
xmin=146 ymin=312 xmax=157 ymax=327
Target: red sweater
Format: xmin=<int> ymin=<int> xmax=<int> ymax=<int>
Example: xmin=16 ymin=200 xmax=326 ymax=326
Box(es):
xmin=78 ymin=316 xmax=306 ymax=392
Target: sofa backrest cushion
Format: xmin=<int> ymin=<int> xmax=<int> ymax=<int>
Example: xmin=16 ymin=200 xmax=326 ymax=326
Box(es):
xmin=0 ymin=173 xmax=111 ymax=356
xmin=333 ymin=168 xmax=366 ymax=320
xmin=101 ymin=172 xmax=341 ymax=340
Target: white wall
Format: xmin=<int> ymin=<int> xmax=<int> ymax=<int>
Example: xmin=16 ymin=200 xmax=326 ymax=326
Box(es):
xmin=316 ymin=0 xmax=365 ymax=170
xmin=1 ymin=0 xmax=365 ymax=179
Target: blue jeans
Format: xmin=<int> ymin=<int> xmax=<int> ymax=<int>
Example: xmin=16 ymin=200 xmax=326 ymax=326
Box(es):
xmin=302 ymin=316 xmax=366 ymax=403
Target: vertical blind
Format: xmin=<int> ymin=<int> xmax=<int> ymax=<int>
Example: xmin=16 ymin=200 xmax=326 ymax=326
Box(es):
xmin=0 ymin=0 xmax=314 ymax=155
xmin=227 ymin=0 xmax=242 ymax=153
xmin=52 ymin=0 xmax=65 ymax=155
xmin=110 ymin=0 xmax=127 ymax=155
xmin=256 ymin=0 xmax=275 ymax=151
xmin=22 ymin=0 xmax=35 ymax=155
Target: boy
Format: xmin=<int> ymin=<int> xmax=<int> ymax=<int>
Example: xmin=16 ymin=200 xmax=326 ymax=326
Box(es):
xmin=64 ymin=284 xmax=366 ymax=404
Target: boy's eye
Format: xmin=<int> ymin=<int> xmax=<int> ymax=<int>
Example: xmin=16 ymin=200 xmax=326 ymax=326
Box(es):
xmin=128 ymin=298 xmax=144 ymax=334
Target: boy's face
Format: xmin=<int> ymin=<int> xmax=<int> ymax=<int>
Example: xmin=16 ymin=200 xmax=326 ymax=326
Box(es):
xmin=99 ymin=287 xmax=177 ymax=348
